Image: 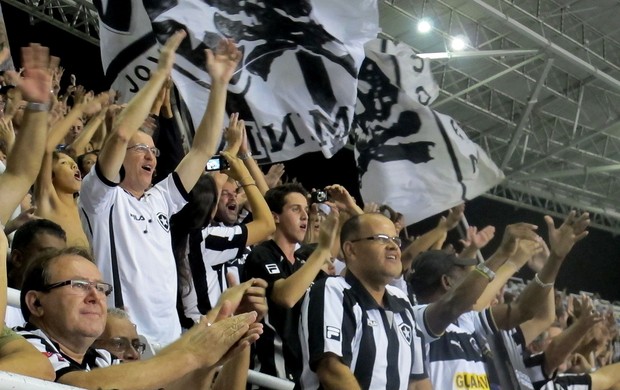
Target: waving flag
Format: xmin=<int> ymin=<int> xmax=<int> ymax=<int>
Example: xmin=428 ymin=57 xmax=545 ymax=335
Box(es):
xmin=353 ymin=39 xmax=505 ymax=224
xmin=96 ymin=0 xmax=379 ymax=163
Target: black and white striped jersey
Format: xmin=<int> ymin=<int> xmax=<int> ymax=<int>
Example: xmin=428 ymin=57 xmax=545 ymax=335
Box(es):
xmin=182 ymin=223 xmax=249 ymax=320
xmin=299 ymin=272 xmax=428 ymax=390
xmin=16 ymin=323 xmax=119 ymax=381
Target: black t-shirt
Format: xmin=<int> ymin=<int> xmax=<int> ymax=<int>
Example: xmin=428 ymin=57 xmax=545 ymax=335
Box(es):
xmin=243 ymin=240 xmax=327 ymax=385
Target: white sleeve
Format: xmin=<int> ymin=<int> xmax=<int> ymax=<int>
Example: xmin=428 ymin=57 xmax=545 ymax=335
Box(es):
xmin=78 ymin=162 xmax=119 ymax=214
xmin=412 ymin=304 xmax=441 ymax=343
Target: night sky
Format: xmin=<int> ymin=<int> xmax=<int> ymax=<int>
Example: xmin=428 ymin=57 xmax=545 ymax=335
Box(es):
xmin=4 ymin=3 xmax=620 ymax=301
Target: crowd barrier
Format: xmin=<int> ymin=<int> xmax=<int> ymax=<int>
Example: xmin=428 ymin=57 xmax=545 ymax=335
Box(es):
xmin=4 ymin=288 xmax=295 ymax=390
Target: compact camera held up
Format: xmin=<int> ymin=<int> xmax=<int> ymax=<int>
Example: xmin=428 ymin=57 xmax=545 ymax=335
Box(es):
xmin=310 ymin=189 xmax=328 ymax=203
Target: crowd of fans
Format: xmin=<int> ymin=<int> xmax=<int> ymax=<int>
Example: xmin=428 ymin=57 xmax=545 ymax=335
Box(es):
xmin=0 ymin=31 xmax=619 ymax=390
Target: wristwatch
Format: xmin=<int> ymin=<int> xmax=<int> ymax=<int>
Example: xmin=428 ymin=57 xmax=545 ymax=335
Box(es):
xmin=25 ymin=101 xmax=50 ymax=112
xmin=238 ymin=151 xmax=252 ymax=161
xmin=475 ymin=263 xmax=496 ymax=281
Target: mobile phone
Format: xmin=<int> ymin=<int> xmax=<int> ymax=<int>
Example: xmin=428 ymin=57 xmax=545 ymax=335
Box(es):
xmin=205 ymin=155 xmax=230 ymax=172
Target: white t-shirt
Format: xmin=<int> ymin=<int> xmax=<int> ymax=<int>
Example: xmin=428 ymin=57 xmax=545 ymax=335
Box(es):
xmin=79 ymin=164 xmax=188 ymax=346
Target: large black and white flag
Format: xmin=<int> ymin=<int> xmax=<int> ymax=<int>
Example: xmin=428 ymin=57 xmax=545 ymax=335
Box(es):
xmin=353 ymin=39 xmax=504 ymax=224
xmin=95 ymin=0 xmax=379 ymax=163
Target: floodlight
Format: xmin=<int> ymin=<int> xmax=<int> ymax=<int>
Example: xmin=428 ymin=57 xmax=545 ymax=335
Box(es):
xmin=450 ymin=35 xmax=467 ymax=51
xmin=417 ymin=19 xmax=432 ymax=33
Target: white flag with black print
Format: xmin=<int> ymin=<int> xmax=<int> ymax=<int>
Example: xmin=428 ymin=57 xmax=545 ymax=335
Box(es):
xmin=353 ymin=39 xmax=505 ymax=224
xmin=94 ymin=0 xmax=161 ymax=99
xmin=95 ymin=0 xmax=379 ymax=163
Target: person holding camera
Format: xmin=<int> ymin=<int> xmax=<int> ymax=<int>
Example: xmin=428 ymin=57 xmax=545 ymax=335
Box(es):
xmin=242 ymin=183 xmax=340 ymax=387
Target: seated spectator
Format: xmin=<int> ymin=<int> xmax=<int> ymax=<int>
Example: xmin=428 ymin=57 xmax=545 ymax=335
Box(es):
xmin=6 ymin=219 xmax=67 ymax=327
xmin=8 ymin=219 xmax=67 ymax=289
xmin=17 ymin=246 xmax=262 ymax=388
xmin=0 ymin=220 xmax=55 ymax=381
xmin=93 ymin=308 xmax=144 ymax=362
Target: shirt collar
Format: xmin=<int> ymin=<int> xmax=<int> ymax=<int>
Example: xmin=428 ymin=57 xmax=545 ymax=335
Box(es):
xmin=344 ymin=272 xmax=410 ymax=313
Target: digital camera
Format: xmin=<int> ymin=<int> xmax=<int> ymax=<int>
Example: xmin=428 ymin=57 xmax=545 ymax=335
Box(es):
xmin=310 ymin=189 xmax=328 ymax=203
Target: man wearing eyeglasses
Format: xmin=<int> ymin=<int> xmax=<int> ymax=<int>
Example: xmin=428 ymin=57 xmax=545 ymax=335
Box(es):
xmin=17 ymin=247 xmax=263 ymax=388
xmin=93 ymin=308 xmax=145 ymax=362
xmin=299 ymin=211 xmax=537 ymax=390
xmin=78 ymin=32 xmax=242 ymax=346
xmin=299 ymin=212 xmax=432 ymax=390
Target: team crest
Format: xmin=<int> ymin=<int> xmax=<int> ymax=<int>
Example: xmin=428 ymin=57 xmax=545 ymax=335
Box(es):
xmin=398 ymin=323 xmax=412 ymax=345
xmin=156 ymin=212 xmax=170 ymax=232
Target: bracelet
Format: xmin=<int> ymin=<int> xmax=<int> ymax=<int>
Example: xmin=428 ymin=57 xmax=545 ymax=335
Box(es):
xmin=240 ymin=182 xmax=257 ymax=188
xmin=25 ymin=101 xmax=50 ymax=112
xmin=238 ymin=151 xmax=252 ymax=161
xmin=533 ymin=273 xmax=554 ymax=288
xmin=474 ymin=263 xmax=496 ymax=281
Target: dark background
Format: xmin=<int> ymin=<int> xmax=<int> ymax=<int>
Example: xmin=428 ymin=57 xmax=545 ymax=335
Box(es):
xmin=4 ymin=3 xmax=620 ymax=301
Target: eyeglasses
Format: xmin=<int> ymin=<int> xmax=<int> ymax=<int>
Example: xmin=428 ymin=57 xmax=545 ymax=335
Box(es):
xmin=349 ymin=234 xmax=402 ymax=247
xmin=95 ymin=337 xmax=146 ymax=355
xmin=126 ymin=144 xmax=160 ymax=157
xmin=42 ymin=279 xmax=113 ymax=297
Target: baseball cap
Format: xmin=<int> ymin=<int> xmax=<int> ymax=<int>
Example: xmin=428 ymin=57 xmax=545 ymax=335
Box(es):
xmin=407 ymin=250 xmax=478 ymax=292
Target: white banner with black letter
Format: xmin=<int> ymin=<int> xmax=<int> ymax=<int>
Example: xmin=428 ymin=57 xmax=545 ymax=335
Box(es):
xmin=353 ymin=39 xmax=505 ymax=224
xmin=96 ymin=0 xmax=379 ymax=163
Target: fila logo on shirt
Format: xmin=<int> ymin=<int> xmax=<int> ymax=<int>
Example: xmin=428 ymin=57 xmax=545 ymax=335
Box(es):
xmin=398 ymin=323 xmax=412 ymax=345
xmin=326 ymin=326 xmax=341 ymax=341
xmin=265 ymin=264 xmax=280 ymax=275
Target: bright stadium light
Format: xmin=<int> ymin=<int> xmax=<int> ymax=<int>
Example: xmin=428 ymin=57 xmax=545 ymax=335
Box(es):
xmin=450 ymin=35 xmax=468 ymax=51
xmin=417 ymin=19 xmax=432 ymax=33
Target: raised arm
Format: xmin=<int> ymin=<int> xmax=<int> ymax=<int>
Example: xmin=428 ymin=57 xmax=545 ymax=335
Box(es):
xmin=175 ymin=39 xmax=241 ymax=192
xmin=423 ymin=222 xmax=539 ymax=336
xmin=0 ymin=44 xmax=56 ymax=224
xmin=220 ymin=151 xmax=275 ymax=245
xmin=473 ymin=238 xmax=543 ymax=311
xmin=223 ymin=113 xmax=270 ymax=197
xmin=271 ymin=207 xmax=340 ymax=308
xmin=97 ymin=31 xmax=186 ymax=182
xmin=35 ymin=93 xmax=105 ymax=206
xmin=402 ymin=204 xmax=464 ymax=271
xmin=491 ymin=211 xmax=590 ymax=331
xmin=543 ymin=296 xmax=603 ymax=376
xmin=519 ymin=288 xmax=555 ymax=346
xmin=459 ymin=225 xmax=496 ymax=260
xmin=67 ymin=95 xmax=108 ymax=156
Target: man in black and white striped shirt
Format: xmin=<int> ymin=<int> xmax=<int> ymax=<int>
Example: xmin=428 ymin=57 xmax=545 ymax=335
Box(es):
xmin=299 ymin=212 xmax=432 ymax=390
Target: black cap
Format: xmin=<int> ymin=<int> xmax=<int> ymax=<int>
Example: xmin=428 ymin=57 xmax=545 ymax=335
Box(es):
xmin=408 ymin=250 xmax=478 ymax=292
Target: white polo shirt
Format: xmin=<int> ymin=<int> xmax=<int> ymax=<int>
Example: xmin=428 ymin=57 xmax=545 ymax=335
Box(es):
xmin=79 ymin=163 xmax=189 ymax=346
